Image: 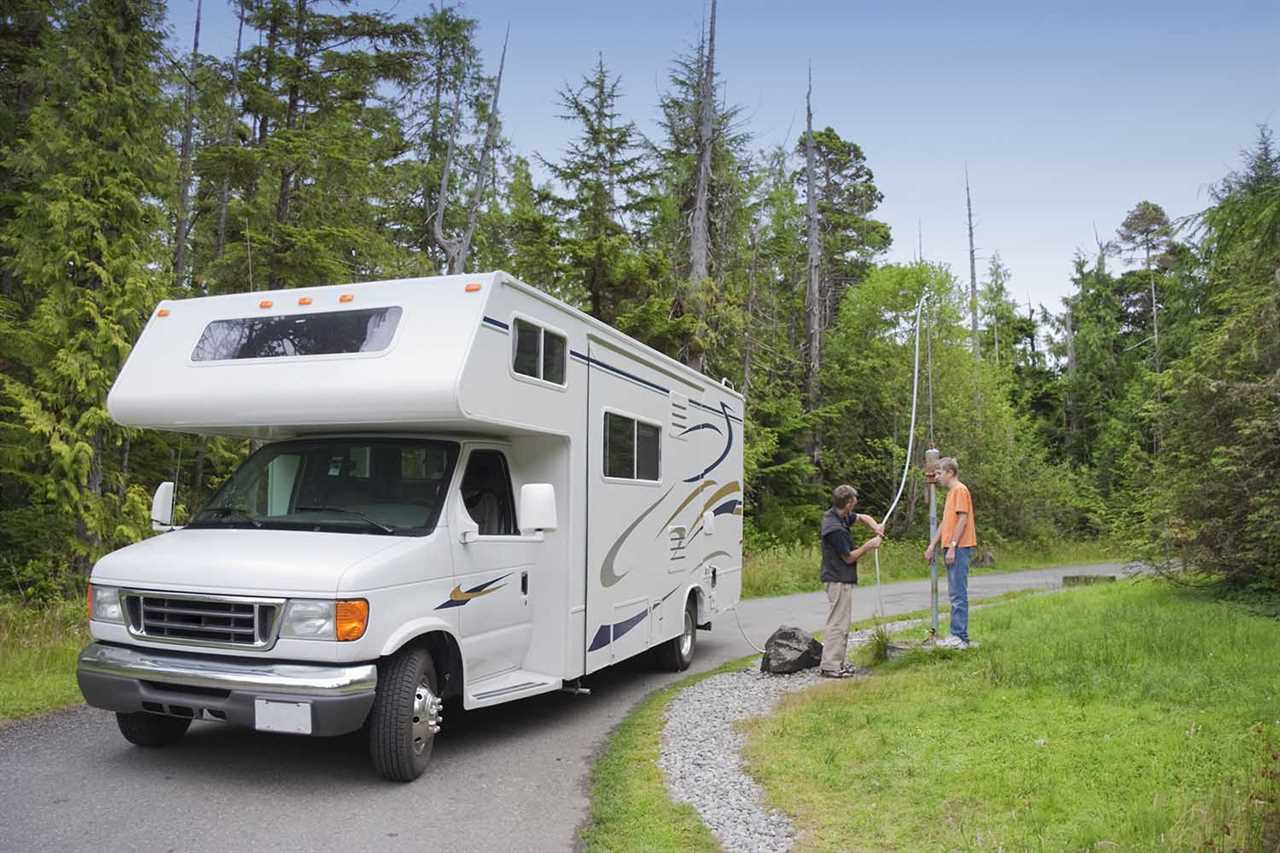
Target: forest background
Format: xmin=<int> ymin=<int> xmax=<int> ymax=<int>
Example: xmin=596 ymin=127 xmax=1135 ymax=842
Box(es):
xmin=0 ymin=0 xmax=1276 ymax=601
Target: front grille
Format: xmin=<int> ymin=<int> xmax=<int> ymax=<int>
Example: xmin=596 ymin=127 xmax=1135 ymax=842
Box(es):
xmin=123 ymin=592 xmax=282 ymax=649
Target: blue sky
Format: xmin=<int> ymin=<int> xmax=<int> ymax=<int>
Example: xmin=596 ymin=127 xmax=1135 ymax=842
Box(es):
xmin=167 ymin=0 xmax=1280 ymax=310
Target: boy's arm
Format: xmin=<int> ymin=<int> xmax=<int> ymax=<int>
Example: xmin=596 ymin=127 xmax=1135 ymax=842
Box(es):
xmin=948 ymin=513 xmax=968 ymax=548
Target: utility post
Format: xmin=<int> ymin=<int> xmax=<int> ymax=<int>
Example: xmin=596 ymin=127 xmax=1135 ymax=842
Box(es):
xmin=924 ymin=448 xmax=941 ymax=640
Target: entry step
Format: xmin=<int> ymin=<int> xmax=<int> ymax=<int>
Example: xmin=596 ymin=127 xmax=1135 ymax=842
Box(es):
xmin=466 ymin=670 xmax=561 ymax=708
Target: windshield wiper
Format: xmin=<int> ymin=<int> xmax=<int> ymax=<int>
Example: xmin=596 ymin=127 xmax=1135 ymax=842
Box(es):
xmin=294 ymin=506 xmax=396 ymax=534
xmin=195 ymin=506 xmax=262 ymax=528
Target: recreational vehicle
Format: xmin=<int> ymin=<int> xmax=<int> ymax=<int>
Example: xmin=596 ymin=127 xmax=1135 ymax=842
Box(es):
xmin=75 ymin=271 xmax=744 ymax=780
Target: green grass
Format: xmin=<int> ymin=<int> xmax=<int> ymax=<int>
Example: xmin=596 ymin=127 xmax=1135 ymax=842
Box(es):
xmin=0 ymin=598 xmax=89 ymax=722
xmin=741 ymin=538 xmax=1117 ymax=599
xmin=580 ymin=663 xmax=733 ymax=852
xmin=742 ymin=581 xmax=1280 ymax=852
xmin=580 ymin=593 xmax=1049 ymax=853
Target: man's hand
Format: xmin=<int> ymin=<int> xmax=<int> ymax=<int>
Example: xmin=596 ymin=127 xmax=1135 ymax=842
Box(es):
xmin=864 ymin=535 xmax=883 ymax=552
xmin=924 ymin=544 xmax=934 ymax=563
xmin=944 ymin=546 xmax=957 ymax=567
xmin=872 ymin=521 xmax=886 ymax=537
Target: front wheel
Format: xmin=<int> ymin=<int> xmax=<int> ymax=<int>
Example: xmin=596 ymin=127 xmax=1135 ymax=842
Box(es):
xmin=116 ymin=711 xmax=191 ymax=747
xmin=368 ymin=647 xmax=441 ymax=782
xmin=657 ymin=599 xmax=698 ymax=672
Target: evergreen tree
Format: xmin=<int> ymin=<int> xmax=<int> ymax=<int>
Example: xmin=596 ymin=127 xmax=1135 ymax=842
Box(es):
xmin=540 ymin=55 xmax=659 ymax=325
xmin=0 ymin=0 xmax=173 ymax=574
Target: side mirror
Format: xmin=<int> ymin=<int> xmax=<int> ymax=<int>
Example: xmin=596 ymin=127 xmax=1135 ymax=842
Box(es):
xmin=519 ymin=483 xmax=558 ymax=533
xmin=151 ymin=481 xmax=175 ymax=531
xmin=701 ymin=510 xmax=717 ymax=537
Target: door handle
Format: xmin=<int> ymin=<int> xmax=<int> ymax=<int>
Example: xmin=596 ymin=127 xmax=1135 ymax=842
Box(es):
xmin=521 ymin=571 xmax=528 ymax=596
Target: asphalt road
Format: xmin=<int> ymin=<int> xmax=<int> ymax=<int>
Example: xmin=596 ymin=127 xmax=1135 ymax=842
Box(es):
xmin=0 ymin=563 xmax=1130 ymax=853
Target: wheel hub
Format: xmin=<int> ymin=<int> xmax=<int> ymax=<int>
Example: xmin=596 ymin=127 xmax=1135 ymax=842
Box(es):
xmin=680 ymin=610 xmax=694 ymax=658
xmin=411 ymin=678 xmax=443 ymax=755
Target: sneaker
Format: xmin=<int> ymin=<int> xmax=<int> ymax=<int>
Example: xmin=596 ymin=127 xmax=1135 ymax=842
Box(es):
xmin=818 ymin=668 xmax=853 ymax=679
xmin=936 ymin=636 xmax=964 ymax=649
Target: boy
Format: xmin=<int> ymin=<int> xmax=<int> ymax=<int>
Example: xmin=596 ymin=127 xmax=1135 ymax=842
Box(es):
xmin=924 ymin=457 xmax=977 ymax=648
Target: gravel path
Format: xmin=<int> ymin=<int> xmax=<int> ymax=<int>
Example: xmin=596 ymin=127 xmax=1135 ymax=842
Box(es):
xmin=659 ymin=620 xmax=918 ymax=853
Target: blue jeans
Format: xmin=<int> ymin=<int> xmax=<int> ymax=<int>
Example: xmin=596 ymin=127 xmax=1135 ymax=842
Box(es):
xmin=947 ymin=546 xmax=973 ymax=642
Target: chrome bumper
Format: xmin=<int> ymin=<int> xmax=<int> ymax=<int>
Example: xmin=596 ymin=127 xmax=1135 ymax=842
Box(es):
xmin=77 ymin=643 xmax=377 ymax=696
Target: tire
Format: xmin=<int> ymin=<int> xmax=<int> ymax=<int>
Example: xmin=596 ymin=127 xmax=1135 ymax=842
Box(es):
xmin=115 ymin=711 xmax=191 ymax=747
xmin=657 ymin=599 xmax=698 ymax=672
xmin=368 ymin=646 xmax=441 ymax=782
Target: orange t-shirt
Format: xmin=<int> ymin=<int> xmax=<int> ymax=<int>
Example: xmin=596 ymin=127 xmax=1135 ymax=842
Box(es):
xmin=939 ymin=481 xmax=977 ymax=548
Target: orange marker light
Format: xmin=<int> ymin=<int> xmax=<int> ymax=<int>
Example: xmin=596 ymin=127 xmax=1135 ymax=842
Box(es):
xmin=335 ymin=599 xmax=370 ymax=642
xmin=464 ymin=282 xmax=482 ymax=293
xmin=156 ymin=308 xmax=171 ymax=317
xmin=339 ymin=293 xmax=354 ymax=304
xmin=259 ymin=299 xmax=273 ymax=309
xmin=298 ymin=296 xmax=313 ymax=306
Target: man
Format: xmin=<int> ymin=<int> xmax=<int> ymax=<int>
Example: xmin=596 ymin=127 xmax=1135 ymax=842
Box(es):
xmin=924 ymin=457 xmax=977 ymax=648
xmin=819 ymin=484 xmax=884 ymax=677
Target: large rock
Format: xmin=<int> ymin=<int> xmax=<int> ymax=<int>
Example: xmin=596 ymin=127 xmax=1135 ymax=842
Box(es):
xmin=759 ymin=625 xmax=823 ymax=674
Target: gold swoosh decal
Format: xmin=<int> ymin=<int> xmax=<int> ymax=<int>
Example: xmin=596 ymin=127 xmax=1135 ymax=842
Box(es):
xmin=656 ymin=480 xmax=718 ymax=535
xmin=449 ymin=583 xmax=505 ymax=602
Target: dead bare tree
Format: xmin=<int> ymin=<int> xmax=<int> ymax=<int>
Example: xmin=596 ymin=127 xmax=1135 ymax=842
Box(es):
xmin=173 ymin=0 xmax=203 ymax=292
xmin=687 ymin=0 xmax=717 ymax=333
xmin=803 ymin=67 xmax=822 ymax=462
xmin=965 ymin=165 xmax=979 ymax=357
xmin=433 ymin=27 xmax=509 ymax=275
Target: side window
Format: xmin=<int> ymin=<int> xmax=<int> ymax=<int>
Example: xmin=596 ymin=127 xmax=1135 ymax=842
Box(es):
xmin=512 ymin=317 xmax=567 ymax=386
xmin=460 ymin=450 xmax=518 ymax=536
xmin=604 ymin=412 xmax=662 ymax=482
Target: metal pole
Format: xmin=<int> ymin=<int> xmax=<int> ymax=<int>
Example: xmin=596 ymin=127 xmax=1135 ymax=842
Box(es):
xmin=925 ymin=448 xmax=940 ymax=638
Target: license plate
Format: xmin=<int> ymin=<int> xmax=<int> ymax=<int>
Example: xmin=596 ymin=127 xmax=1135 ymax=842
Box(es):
xmin=254 ymin=698 xmax=312 ymax=734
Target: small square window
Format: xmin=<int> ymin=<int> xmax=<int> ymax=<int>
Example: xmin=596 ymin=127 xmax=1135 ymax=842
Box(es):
xmin=604 ymin=412 xmax=662 ymax=482
xmin=512 ymin=319 xmax=567 ymax=386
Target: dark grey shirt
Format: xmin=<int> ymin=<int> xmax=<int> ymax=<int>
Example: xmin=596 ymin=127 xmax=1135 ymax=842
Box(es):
xmin=820 ymin=507 xmax=857 ymax=584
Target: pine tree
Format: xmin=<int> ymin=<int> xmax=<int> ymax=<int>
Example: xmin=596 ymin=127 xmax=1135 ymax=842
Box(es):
xmin=540 ymin=55 xmax=659 ymax=325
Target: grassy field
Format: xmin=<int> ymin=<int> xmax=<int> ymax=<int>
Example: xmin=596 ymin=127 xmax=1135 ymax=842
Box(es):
xmin=0 ymin=597 xmax=88 ymax=722
xmin=741 ymin=538 xmax=1117 ymax=599
xmin=579 ymin=593 xmax=1047 ymax=853
xmin=742 ymin=581 xmax=1280 ymax=851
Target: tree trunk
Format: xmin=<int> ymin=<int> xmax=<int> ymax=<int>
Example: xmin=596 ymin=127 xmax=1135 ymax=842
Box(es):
xmin=803 ymin=70 xmax=823 ymax=465
xmin=173 ymin=0 xmax=202 ymax=292
xmin=214 ymin=0 xmax=248 ymax=266
xmin=453 ymin=28 xmax=508 ymax=273
xmin=687 ymin=0 xmax=717 ymax=373
xmin=269 ymin=0 xmax=305 ymax=288
xmin=741 ymin=222 xmax=760 ymax=395
xmin=965 ymin=166 xmax=979 ymax=357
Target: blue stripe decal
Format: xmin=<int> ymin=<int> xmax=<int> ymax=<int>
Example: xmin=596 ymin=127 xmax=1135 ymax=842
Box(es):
xmin=587 ymin=607 xmax=649 ymax=652
xmin=712 ymin=498 xmax=741 ymax=516
xmin=482 ymin=315 xmax=509 ymax=331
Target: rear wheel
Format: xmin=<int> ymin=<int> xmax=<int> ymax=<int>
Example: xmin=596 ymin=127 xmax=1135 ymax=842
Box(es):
xmin=657 ymin=599 xmax=698 ymax=672
xmin=368 ymin=646 xmax=441 ymax=782
xmin=115 ymin=711 xmax=191 ymax=747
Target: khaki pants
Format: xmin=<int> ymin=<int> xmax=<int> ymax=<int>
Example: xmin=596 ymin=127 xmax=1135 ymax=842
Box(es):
xmin=820 ymin=581 xmax=854 ymax=672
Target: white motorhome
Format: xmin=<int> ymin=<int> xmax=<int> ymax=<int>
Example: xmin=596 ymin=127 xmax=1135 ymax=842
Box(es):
xmin=76 ymin=271 xmax=743 ymax=780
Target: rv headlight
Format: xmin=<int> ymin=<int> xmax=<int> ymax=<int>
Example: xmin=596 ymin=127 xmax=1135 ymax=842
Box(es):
xmin=88 ymin=584 xmax=124 ymax=624
xmin=280 ymin=599 xmax=335 ymax=639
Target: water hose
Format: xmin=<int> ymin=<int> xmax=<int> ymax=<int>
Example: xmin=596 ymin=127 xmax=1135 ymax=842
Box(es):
xmin=871 ymin=294 xmax=927 ymax=617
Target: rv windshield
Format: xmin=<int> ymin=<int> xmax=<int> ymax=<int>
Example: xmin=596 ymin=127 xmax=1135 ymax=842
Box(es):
xmin=189 ymin=438 xmax=459 ymax=536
